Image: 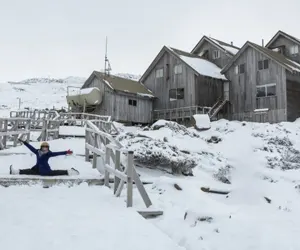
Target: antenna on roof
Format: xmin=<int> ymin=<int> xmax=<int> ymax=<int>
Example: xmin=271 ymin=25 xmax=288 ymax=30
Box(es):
xmin=104 ymin=36 xmax=112 ymax=76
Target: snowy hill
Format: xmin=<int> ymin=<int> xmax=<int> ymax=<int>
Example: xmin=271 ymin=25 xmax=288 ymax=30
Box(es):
xmin=0 ymin=73 xmax=140 ymax=117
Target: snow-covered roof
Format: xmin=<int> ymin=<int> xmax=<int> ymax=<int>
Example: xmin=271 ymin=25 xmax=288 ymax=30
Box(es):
xmin=191 ymin=36 xmax=240 ymax=56
xmin=168 ymin=47 xmax=227 ymax=80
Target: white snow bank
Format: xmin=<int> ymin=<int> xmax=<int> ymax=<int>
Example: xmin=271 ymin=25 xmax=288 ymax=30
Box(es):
xmin=0 ymin=185 xmax=183 ymax=250
xmin=193 ymin=114 xmax=211 ymax=130
xmin=59 ymin=126 xmax=85 ymax=136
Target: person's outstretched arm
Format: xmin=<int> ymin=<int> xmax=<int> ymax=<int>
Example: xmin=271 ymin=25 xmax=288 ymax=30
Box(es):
xmin=49 ymin=149 xmax=73 ymax=157
xmin=19 ymin=139 xmax=38 ymax=154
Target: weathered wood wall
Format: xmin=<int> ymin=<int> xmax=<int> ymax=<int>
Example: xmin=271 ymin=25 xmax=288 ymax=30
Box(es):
xmin=286 ymin=71 xmax=300 ymax=121
xmin=142 ymin=51 xmax=197 ymax=110
xmin=195 ymin=76 xmax=224 ymax=107
xmin=266 ymin=35 xmax=300 ymax=64
xmin=225 ymin=46 xmax=287 ymax=123
xmin=84 ymin=76 xmax=153 ymax=124
xmin=192 ymin=40 xmax=233 ymax=68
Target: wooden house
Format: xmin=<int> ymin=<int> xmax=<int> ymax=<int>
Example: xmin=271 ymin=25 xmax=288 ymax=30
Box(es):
xmin=190 ymin=36 xmax=240 ymax=68
xmin=221 ymin=41 xmax=300 ymax=123
xmin=265 ymin=30 xmax=300 ymax=64
xmin=80 ymin=71 xmax=154 ymax=124
xmin=140 ymin=46 xmax=229 ymax=121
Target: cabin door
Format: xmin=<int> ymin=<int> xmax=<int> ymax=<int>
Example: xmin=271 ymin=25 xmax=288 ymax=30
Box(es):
xmin=223 ymin=82 xmax=229 ymax=101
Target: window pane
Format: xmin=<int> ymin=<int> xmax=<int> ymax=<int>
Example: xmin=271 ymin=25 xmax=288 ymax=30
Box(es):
xmin=177 ymin=88 xmax=184 ymax=99
xmin=156 ymin=69 xmax=163 ymax=78
xmin=258 ymin=60 xmax=263 ymax=70
xmin=133 ymin=100 xmax=137 ymax=106
xmin=266 ymin=85 xmax=276 ymax=96
xmin=264 ymin=60 xmax=269 ymax=69
xmin=169 ymin=89 xmax=177 ymax=101
xmin=295 ymin=45 xmax=299 ymax=54
xmin=240 ymin=64 xmax=245 ymax=74
xmin=174 ymin=64 xmax=182 ymax=74
xmin=256 ymin=86 xmax=266 ymax=97
xmin=128 ymin=99 xmax=132 ymax=105
xmin=235 ymin=65 xmax=239 ymax=75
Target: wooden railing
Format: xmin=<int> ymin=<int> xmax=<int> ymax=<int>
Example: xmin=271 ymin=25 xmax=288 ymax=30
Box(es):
xmin=85 ymin=120 xmax=152 ymax=208
xmin=152 ymin=106 xmax=211 ymax=121
xmin=10 ymin=110 xmax=59 ymax=123
xmin=0 ymin=118 xmax=31 ymax=149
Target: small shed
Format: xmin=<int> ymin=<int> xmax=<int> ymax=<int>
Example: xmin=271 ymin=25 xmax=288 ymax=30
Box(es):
xmin=80 ymin=71 xmax=155 ymax=124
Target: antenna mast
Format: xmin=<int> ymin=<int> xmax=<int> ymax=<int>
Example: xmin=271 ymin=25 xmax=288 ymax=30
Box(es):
xmin=104 ymin=36 xmax=112 ymax=76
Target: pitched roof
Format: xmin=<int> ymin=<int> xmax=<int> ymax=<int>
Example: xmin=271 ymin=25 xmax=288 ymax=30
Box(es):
xmin=266 ymin=30 xmax=300 ymax=48
xmin=191 ymin=36 xmax=240 ymax=56
xmin=168 ymin=47 xmax=227 ymax=80
xmin=221 ymin=41 xmax=300 ymax=74
xmin=140 ymin=46 xmax=227 ymax=82
xmin=83 ymin=71 xmax=154 ymax=97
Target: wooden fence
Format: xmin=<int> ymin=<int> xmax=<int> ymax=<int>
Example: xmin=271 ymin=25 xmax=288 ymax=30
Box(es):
xmin=85 ymin=120 xmax=152 ymax=208
xmin=0 ymin=118 xmax=31 ymax=149
xmin=153 ymin=106 xmax=211 ymax=121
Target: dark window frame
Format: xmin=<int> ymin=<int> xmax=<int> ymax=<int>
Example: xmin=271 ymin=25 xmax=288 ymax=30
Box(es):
xmin=169 ymin=88 xmax=184 ymax=101
xmin=128 ymin=99 xmax=137 ymax=106
xmin=258 ymin=59 xmax=269 ymax=70
xmin=256 ymin=83 xmax=276 ymax=98
xmin=235 ymin=63 xmax=245 ymax=74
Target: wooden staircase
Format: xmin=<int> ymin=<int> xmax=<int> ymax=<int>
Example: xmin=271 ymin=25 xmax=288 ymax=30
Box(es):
xmin=208 ymin=98 xmax=228 ymax=119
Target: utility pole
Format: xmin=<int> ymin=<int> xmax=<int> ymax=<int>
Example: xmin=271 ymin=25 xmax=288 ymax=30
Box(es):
xmin=104 ymin=36 xmax=112 ymax=76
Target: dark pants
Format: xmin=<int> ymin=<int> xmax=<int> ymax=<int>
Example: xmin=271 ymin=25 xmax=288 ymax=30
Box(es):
xmin=19 ymin=166 xmax=68 ymax=176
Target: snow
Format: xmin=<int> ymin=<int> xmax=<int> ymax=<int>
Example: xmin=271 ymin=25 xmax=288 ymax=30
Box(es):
xmin=254 ymin=108 xmax=269 ymax=112
xmin=193 ymin=114 xmax=210 ymax=130
xmin=137 ymin=92 xmax=155 ymax=98
xmin=103 ymin=79 xmax=114 ymax=90
xmin=179 ymin=55 xmax=227 ymax=80
xmin=59 ymin=126 xmax=85 ymax=136
xmin=0 ymin=185 xmax=183 ymax=250
xmin=286 ymin=58 xmax=300 ymax=72
xmin=210 ymin=38 xmax=239 ymax=55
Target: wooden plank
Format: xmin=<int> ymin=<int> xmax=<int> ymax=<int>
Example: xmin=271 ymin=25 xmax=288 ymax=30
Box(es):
xmin=126 ymin=151 xmax=134 ymax=207
xmin=104 ymin=164 xmax=127 ymax=181
xmin=132 ymin=167 xmax=152 ymax=208
xmin=137 ymin=210 xmax=164 ymax=219
xmin=114 ymin=150 xmax=121 ymax=194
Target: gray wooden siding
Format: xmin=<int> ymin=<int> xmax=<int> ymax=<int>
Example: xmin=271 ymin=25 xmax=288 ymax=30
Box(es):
xmin=195 ymin=75 xmax=223 ymax=107
xmin=142 ymin=51 xmax=196 ymax=110
xmin=83 ymin=76 xmax=152 ymax=123
xmin=193 ymin=40 xmax=233 ymax=68
xmin=286 ymin=72 xmax=300 ymax=121
xmin=267 ymin=35 xmax=300 ymax=64
xmin=225 ymin=46 xmax=287 ymax=123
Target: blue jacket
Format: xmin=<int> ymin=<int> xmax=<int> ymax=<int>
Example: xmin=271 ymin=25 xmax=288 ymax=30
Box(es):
xmin=24 ymin=142 xmax=67 ymax=175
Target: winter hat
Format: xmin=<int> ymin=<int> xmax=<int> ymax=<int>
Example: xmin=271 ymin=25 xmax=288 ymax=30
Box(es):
xmin=40 ymin=141 xmax=49 ymax=148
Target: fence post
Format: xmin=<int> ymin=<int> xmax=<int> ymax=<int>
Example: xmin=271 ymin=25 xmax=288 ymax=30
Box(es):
xmin=114 ymin=150 xmax=121 ymax=194
xmin=127 ymin=151 xmax=134 ymax=207
xmin=85 ymin=128 xmax=90 ymax=162
xmin=13 ymin=119 xmax=19 ymax=147
xmin=3 ymin=120 xmax=8 ymax=148
xmin=104 ymin=146 xmax=111 ymax=187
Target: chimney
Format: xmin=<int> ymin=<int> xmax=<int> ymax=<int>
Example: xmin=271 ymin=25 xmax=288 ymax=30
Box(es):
xmin=262 ymin=39 xmax=264 ymax=47
xmin=231 ymin=41 xmax=233 ymax=46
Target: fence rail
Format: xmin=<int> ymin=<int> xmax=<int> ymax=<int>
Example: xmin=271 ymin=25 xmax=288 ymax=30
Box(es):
xmin=0 ymin=118 xmax=31 ymax=149
xmin=85 ymin=120 xmax=152 ymax=208
xmin=153 ymin=106 xmax=211 ymax=121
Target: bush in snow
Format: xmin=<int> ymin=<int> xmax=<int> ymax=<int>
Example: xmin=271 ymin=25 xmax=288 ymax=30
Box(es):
xmin=213 ymin=165 xmax=232 ymax=184
xmin=151 ymin=120 xmax=199 ymax=138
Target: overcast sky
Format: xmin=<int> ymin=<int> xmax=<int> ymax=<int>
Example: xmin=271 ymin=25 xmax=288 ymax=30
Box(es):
xmin=0 ymin=0 xmax=299 ymax=82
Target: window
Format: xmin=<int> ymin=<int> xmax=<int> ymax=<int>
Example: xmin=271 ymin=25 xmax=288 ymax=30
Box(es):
xmin=235 ymin=63 xmax=245 ymax=74
xmin=174 ymin=64 xmax=182 ymax=74
xmin=128 ymin=99 xmax=137 ymax=106
xmin=169 ymin=88 xmax=184 ymax=101
xmin=258 ymin=59 xmax=269 ymax=70
xmin=290 ymin=45 xmax=299 ymax=55
xmin=256 ymin=83 xmax=276 ymax=98
xmin=155 ymin=68 xmax=163 ymax=78
xmin=166 ymin=64 xmax=170 ymax=80
xmin=212 ymin=50 xmax=220 ymax=59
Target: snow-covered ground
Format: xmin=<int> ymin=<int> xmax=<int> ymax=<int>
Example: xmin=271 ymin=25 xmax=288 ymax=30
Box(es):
xmin=1 ymin=76 xmax=300 ymax=249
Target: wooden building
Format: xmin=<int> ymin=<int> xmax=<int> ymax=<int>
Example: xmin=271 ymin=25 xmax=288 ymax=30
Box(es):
xmin=80 ymin=71 xmax=154 ymax=124
xmin=190 ymin=36 xmax=240 ymax=68
xmin=221 ymin=41 xmax=300 ymax=123
xmin=139 ymin=46 xmax=229 ymax=121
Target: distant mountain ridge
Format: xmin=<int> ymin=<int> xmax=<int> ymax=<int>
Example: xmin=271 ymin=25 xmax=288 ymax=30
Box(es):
xmin=9 ymin=73 xmax=141 ymax=85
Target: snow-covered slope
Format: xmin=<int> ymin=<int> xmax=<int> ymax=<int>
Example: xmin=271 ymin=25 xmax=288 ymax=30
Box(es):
xmin=114 ymin=119 xmax=300 ymax=250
